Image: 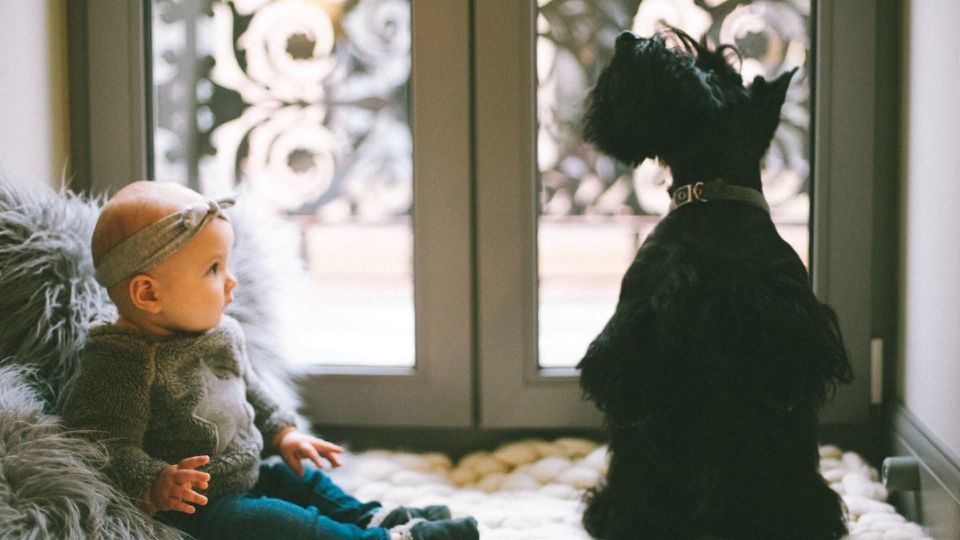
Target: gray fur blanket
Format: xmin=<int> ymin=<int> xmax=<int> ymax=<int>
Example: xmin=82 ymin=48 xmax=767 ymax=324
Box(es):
xmin=0 ymin=175 xmax=304 ymax=539
xmin=0 ymin=365 xmax=183 ymax=539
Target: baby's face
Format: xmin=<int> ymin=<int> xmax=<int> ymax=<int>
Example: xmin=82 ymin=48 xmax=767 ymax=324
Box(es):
xmin=149 ymin=218 xmax=237 ymax=333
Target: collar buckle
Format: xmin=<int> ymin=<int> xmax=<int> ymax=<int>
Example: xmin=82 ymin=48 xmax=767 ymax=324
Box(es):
xmin=672 ymin=181 xmax=707 ymax=209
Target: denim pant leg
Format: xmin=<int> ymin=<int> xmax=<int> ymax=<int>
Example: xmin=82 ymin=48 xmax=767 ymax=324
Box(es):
xmin=157 ymin=463 xmax=388 ymax=540
xmin=252 ymin=461 xmax=383 ymax=525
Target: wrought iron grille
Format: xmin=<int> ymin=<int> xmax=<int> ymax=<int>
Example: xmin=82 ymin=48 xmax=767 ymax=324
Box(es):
xmin=153 ymin=0 xmax=412 ymax=223
xmin=154 ymin=0 xmax=809 ymax=230
xmin=537 ymin=0 xmax=811 ymax=221
xmin=151 ymin=0 xmax=811 ymax=368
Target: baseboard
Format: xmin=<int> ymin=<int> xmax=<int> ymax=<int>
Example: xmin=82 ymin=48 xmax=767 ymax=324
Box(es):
xmin=311 ymin=425 xmax=606 ymax=461
xmin=887 ymin=402 xmax=960 ymax=539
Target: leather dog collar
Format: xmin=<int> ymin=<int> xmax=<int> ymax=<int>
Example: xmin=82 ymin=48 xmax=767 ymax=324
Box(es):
xmin=669 ymin=180 xmax=770 ymax=214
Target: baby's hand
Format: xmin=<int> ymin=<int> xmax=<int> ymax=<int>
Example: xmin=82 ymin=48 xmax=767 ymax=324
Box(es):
xmin=143 ymin=455 xmax=211 ymax=514
xmin=277 ymin=429 xmax=344 ymax=476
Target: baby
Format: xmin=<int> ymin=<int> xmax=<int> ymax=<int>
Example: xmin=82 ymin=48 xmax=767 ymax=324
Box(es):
xmin=64 ymin=181 xmax=478 ymax=540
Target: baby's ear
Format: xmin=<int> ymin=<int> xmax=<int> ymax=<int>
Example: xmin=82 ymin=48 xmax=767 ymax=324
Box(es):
xmin=128 ymin=274 xmax=162 ymax=314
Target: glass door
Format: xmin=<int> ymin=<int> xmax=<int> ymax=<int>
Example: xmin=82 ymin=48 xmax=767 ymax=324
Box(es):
xmin=535 ymin=0 xmax=813 ymax=369
xmin=477 ymin=0 xmax=818 ymax=428
xmin=81 ymin=0 xmax=876 ymax=430
xmin=153 ymin=0 xmax=417 ymax=368
xmin=148 ymin=0 xmax=473 ymax=427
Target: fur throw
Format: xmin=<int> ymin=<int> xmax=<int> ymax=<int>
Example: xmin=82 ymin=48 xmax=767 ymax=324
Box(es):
xmin=0 ymin=177 xmax=112 ymax=406
xmin=0 ymin=174 xmax=305 ymax=538
xmin=0 ymin=365 xmax=185 ymax=539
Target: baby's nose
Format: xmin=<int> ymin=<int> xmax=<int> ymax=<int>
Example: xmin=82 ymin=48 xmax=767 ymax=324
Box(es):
xmin=225 ymin=272 xmax=238 ymax=293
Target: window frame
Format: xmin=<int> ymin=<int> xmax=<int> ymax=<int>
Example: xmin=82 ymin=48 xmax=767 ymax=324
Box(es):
xmin=809 ymin=0 xmax=878 ymax=424
xmin=473 ymin=0 xmax=877 ymax=428
xmin=78 ymin=0 xmax=475 ymax=428
xmin=293 ymin=0 xmax=475 ymax=427
xmin=75 ymin=0 xmax=880 ymax=431
xmin=474 ymin=0 xmax=600 ymax=428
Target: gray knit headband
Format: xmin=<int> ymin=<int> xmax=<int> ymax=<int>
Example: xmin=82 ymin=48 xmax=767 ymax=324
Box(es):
xmin=94 ymin=197 xmax=236 ymax=288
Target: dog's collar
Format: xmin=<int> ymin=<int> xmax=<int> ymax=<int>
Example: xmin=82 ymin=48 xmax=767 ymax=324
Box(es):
xmin=669 ymin=180 xmax=770 ymax=214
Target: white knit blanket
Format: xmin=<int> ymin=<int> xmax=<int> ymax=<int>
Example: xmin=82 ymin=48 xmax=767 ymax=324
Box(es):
xmin=326 ymin=438 xmax=930 ymax=539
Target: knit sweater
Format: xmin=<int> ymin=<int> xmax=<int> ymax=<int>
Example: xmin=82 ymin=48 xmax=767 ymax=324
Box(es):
xmin=63 ymin=315 xmax=297 ymax=501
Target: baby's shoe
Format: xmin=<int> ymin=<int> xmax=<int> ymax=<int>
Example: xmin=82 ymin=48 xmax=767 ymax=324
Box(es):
xmin=392 ymin=517 xmax=479 ymax=540
xmin=370 ymin=505 xmax=452 ymax=528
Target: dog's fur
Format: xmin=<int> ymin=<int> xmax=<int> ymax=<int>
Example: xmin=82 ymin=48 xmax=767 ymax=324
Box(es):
xmin=577 ymin=29 xmax=854 ymax=539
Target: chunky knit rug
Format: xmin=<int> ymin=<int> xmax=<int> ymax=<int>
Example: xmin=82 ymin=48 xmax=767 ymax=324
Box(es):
xmin=326 ymin=438 xmax=930 ymax=539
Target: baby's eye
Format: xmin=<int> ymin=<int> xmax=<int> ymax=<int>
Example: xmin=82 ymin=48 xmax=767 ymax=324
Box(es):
xmin=208 ymin=262 xmax=219 ymax=275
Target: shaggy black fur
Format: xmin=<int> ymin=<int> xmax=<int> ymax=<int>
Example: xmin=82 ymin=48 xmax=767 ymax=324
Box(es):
xmin=577 ymin=28 xmax=854 ymax=540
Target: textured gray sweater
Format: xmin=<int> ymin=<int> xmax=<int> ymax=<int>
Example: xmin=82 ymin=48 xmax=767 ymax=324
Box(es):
xmin=63 ymin=315 xmax=297 ymax=501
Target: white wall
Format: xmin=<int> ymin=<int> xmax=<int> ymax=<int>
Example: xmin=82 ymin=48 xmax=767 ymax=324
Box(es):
xmin=0 ymin=0 xmax=68 ymax=187
xmin=898 ymin=0 xmax=960 ymax=457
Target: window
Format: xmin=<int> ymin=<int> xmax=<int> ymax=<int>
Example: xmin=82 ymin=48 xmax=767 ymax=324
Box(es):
xmin=534 ymin=0 xmax=813 ymax=369
xmin=79 ymin=0 xmax=878 ymax=430
xmin=152 ymin=0 xmax=416 ymax=368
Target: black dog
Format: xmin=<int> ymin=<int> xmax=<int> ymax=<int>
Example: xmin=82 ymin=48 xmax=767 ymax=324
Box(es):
xmin=577 ymin=28 xmax=854 ymax=539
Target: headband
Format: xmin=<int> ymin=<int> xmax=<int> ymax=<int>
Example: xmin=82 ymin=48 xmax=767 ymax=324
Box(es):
xmin=94 ymin=196 xmax=236 ymax=288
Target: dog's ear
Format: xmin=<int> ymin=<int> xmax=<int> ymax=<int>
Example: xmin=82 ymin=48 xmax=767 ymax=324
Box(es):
xmin=748 ymin=67 xmax=798 ymax=155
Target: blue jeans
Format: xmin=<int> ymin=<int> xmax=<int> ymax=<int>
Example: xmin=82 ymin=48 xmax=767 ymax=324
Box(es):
xmin=157 ymin=462 xmax=388 ymax=540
